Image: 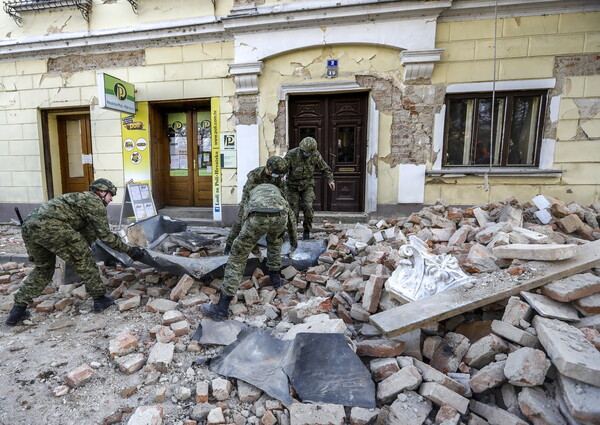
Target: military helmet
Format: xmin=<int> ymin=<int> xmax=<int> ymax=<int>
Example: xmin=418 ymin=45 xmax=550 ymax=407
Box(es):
xmin=90 ymin=178 xmax=117 ymax=196
xmin=266 ymin=156 xmax=288 ymax=175
xmin=299 ymin=137 xmax=318 ymax=154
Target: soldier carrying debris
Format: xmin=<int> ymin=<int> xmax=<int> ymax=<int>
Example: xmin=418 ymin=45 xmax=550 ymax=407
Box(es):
xmin=223 ymin=156 xmax=289 ymax=254
xmin=284 ymin=136 xmax=335 ymax=241
xmin=5 ymin=178 xmax=145 ymax=326
xmin=203 ymin=183 xmax=297 ymax=321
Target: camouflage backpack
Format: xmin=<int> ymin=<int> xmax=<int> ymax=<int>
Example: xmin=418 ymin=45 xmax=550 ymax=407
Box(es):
xmin=246 ymin=183 xmax=287 ymax=213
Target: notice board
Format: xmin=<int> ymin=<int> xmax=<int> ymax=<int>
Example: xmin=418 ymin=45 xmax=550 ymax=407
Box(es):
xmin=120 ymin=183 xmax=157 ymax=223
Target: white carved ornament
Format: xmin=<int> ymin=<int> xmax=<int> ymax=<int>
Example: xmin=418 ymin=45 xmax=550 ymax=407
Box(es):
xmin=385 ymin=235 xmax=473 ymax=303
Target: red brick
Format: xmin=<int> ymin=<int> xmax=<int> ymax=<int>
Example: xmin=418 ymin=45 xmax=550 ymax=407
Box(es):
xmin=356 ymin=339 xmax=405 ymax=357
xmin=64 ymin=365 xmax=94 ymax=388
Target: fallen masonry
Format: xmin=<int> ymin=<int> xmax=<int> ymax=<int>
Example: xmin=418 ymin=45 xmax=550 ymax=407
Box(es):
xmin=0 ymin=196 xmax=599 ymax=424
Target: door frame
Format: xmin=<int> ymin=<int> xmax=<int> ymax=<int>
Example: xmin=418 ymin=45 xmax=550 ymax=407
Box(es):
xmin=281 ymin=83 xmax=379 ymax=213
xmin=288 ymin=91 xmax=369 ymax=212
xmin=41 ymin=107 xmax=92 ymax=199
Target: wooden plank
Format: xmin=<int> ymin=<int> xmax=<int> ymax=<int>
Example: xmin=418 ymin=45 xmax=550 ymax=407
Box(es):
xmin=370 ymin=240 xmax=600 ymax=338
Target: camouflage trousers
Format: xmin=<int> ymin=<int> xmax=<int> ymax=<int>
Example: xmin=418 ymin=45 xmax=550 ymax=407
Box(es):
xmin=285 ymin=185 xmax=315 ymax=233
xmin=221 ymin=213 xmax=286 ymax=296
xmin=225 ymin=207 xmax=244 ymax=247
xmin=14 ymin=220 xmax=106 ymax=306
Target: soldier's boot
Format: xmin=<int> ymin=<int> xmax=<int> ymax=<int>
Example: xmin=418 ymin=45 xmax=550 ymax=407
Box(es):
xmin=5 ymin=305 xmax=30 ymax=326
xmin=303 ymin=230 xmax=310 ymax=240
xmin=223 ymin=244 xmax=231 ymax=255
xmin=269 ymin=270 xmax=282 ymax=289
xmin=201 ymin=293 xmax=233 ymax=321
xmin=93 ymin=295 xmax=115 ymax=312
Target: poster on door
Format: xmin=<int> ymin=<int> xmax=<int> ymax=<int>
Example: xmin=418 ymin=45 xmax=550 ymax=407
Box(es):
xmin=121 ymin=101 xmax=151 ymax=185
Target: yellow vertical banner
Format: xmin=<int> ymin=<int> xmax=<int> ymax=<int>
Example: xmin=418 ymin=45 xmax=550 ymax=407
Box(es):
xmin=121 ymin=101 xmax=151 ymax=185
xmin=211 ymin=98 xmax=221 ymax=221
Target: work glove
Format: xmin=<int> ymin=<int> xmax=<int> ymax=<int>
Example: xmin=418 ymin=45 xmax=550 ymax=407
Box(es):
xmin=128 ymin=246 xmax=145 ymax=261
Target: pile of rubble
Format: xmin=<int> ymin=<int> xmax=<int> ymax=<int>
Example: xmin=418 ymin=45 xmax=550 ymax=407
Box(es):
xmin=0 ymin=195 xmax=599 ymax=425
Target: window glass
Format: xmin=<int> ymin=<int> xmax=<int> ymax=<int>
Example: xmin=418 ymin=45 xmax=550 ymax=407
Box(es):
xmin=508 ymin=96 xmax=539 ymax=165
xmin=168 ymin=112 xmax=188 ymax=177
xmin=197 ymin=111 xmax=212 ymax=176
xmin=446 ymin=99 xmax=473 ymax=165
xmin=299 ymin=128 xmax=317 ymax=141
xmin=66 ymin=120 xmax=84 ymax=177
xmin=474 ymin=98 xmax=504 ymax=166
xmin=444 ymin=91 xmax=544 ymax=167
xmin=337 ymin=126 xmax=355 ymax=163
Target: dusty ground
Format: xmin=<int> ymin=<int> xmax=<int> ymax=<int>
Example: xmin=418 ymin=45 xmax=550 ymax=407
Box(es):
xmin=0 ymin=224 xmax=26 ymax=257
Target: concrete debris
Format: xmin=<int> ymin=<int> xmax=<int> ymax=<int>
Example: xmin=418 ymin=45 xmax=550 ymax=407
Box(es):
xmin=1 ymin=195 xmax=600 ymax=424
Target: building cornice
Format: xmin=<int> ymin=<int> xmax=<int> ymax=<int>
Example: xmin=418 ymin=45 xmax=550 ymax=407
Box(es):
xmin=0 ymin=0 xmax=598 ymax=63
xmin=222 ymin=1 xmax=452 ymax=33
xmin=439 ymin=0 xmax=600 ymax=22
xmin=0 ymin=16 xmax=227 ymax=62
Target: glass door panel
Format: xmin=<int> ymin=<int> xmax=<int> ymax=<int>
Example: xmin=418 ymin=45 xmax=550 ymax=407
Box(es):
xmin=168 ymin=112 xmax=188 ymax=177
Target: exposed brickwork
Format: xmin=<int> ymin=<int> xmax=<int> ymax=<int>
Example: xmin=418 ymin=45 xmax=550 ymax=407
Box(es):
xmin=273 ymin=100 xmax=287 ymax=149
xmin=47 ymin=50 xmax=145 ymax=73
xmin=355 ymin=75 xmax=444 ymax=166
xmin=234 ymin=95 xmax=259 ymax=126
xmin=545 ymin=54 xmax=600 ymax=140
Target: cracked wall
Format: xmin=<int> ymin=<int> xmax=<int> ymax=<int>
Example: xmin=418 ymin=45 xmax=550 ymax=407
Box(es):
xmin=264 ymin=45 xmax=403 ymax=154
xmin=48 ymin=51 xmax=145 ymax=74
xmin=551 ymin=54 xmax=600 ymax=141
xmin=355 ymin=75 xmax=445 ymax=167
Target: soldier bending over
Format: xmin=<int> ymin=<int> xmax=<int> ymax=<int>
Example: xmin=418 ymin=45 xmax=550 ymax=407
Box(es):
xmin=203 ymin=183 xmax=297 ymax=321
xmin=5 ymin=178 xmax=145 ymax=326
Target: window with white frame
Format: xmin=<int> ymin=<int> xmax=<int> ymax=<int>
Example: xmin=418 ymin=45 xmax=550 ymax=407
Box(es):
xmin=443 ymin=90 xmax=547 ymax=167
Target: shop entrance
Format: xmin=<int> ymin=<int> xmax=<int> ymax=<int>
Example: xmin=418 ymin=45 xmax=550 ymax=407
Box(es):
xmin=288 ymin=92 xmax=368 ymax=212
xmin=149 ymin=101 xmax=212 ymax=208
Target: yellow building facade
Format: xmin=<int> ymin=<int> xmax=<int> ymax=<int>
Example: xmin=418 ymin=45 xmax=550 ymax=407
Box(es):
xmin=0 ymin=0 xmax=598 ymax=223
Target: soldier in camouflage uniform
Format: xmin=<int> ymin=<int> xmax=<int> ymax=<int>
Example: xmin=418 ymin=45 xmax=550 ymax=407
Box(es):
xmin=203 ymin=183 xmax=297 ymax=321
xmin=5 ymin=178 xmax=145 ymax=326
xmin=284 ymin=136 xmax=335 ymax=240
xmin=224 ymin=156 xmax=288 ymax=254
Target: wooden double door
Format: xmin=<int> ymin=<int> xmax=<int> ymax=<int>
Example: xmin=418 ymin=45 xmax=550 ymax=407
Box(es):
xmin=150 ymin=103 xmax=213 ymax=208
xmin=289 ymin=92 xmax=368 ymax=212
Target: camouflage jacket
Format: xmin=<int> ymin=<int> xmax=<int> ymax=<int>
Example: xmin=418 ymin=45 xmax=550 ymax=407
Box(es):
xmin=24 ymin=191 xmax=131 ymax=254
xmin=244 ymin=184 xmax=297 ymax=245
xmin=239 ymin=166 xmax=285 ymax=209
xmin=284 ymin=147 xmax=334 ymax=189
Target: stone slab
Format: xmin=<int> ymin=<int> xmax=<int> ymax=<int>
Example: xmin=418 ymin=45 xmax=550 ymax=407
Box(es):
xmin=573 ymin=314 xmax=600 ymax=331
xmin=492 ymin=244 xmax=579 ymax=261
xmin=557 ymin=373 xmax=600 ymax=425
xmin=520 ymin=291 xmax=580 ymax=322
xmin=419 ymin=382 xmax=469 ymax=414
xmin=469 ymin=400 xmax=528 ymax=425
xmin=370 ymin=240 xmax=600 ymax=337
xmin=541 ymin=272 xmax=600 ymax=302
xmin=574 ymin=292 xmax=600 ymax=315
xmin=388 ymin=391 xmax=432 ymax=425
xmin=533 ymin=316 xmax=600 ymax=387
xmin=491 ymin=320 xmax=538 ymax=347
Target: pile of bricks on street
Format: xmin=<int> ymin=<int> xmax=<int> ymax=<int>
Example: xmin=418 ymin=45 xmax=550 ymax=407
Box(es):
xmin=1 ymin=195 xmax=599 ymax=425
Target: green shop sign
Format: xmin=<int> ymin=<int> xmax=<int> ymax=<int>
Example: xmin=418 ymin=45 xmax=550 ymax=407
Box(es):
xmin=97 ymin=73 xmax=136 ymax=114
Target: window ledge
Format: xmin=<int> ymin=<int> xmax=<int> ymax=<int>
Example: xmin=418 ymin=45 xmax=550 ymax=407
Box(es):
xmin=427 ymin=168 xmax=564 ymax=178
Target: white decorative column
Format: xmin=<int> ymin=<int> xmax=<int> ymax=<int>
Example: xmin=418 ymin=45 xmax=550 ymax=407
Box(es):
xmin=399 ymin=49 xmax=444 ymax=81
xmin=228 ymin=61 xmax=264 ymax=94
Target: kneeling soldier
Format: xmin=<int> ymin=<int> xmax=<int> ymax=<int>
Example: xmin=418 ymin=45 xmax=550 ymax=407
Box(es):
xmin=202 ymin=183 xmax=297 ymax=321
